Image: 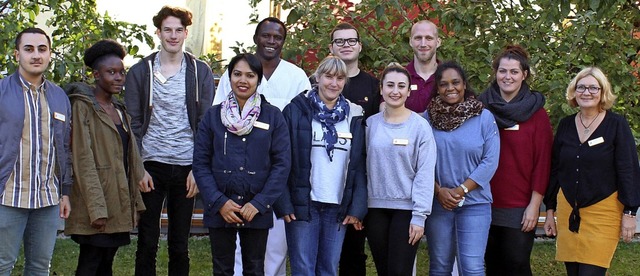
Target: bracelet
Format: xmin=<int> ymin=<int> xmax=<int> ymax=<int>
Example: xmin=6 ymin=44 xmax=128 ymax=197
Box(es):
xmin=623 ymin=213 xmax=636 ymax=218
xmin=623 ymin=210 xmax=637 ymax=217
xmin=459 ymin=184 xmax=469 ymax=194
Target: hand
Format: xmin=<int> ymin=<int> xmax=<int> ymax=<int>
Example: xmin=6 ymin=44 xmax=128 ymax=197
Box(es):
xmin=436 ymin=187 xmax=462 ymax=211
xmin=342 ymin=215 xmax=364 ymax=230
xmin=220 ymin=200 xmax=243 ymax=224
xmin=521 ymin=201 xmax=540 ymax=232
xmin=544 ymin=210 xmax=557 ymax=237
xmin=408 ymin=224 xmax=424 ymax=245
xmin=186 ymin=170 xmax=198 ymax=198
xmin=283 ymin=214 xmax=297 ymax=223
xmin=240 ymin=202 xmax=259 ymax=222
xmin=138 ymin=170 xmax=154 ymax=193
xmin=91 ymin=218 xmax=107 ymax=232
xmin=621 ymin=215 xmax=637 ymax=243
xmin=59 ymin=195 xmax=71 ymax=219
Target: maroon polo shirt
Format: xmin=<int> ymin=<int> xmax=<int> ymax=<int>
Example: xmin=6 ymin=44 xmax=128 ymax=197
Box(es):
xmin=405 ymin=60 xmax=437 ymax=113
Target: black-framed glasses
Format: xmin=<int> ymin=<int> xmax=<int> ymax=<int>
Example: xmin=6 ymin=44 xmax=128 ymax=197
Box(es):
xmin=332 ymin=38 xmax=359 ymax=47
xmin=575 ymin=85 xmax=601 ymax=94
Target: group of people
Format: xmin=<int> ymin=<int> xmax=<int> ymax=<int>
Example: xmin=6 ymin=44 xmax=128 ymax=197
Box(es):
xmin=0 ymin=4 xmax=638 ymax=276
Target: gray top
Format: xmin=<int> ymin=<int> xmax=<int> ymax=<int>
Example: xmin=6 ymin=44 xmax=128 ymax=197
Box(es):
xmin=141 ymin=55 xmax=194 ymax=165
xmin=366 ymin=112 xmax=437 ymax=226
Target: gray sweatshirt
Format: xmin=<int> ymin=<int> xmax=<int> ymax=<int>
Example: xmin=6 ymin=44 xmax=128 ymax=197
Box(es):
xmin=366 ymin=112 xmax=437 ymax=226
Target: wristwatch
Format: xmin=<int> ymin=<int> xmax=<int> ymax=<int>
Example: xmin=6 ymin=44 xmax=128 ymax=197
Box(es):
xmin=459 ymin=184 xmax=469 ymax=194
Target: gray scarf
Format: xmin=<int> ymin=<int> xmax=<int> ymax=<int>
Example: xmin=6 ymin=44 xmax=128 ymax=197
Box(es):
xmin=478 ymin=81 xmax=545 ymax=128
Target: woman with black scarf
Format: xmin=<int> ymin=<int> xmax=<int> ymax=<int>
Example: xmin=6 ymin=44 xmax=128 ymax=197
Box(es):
xmin=479 ymin=45 xmax=553 ymax=276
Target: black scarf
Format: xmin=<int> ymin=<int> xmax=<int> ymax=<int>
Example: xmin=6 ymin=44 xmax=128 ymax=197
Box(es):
xmin=478 ymin=81 xmax=545 ymax=128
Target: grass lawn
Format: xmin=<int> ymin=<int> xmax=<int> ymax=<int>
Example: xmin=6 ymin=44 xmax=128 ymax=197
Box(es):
xmin=9 ymin=236 xmax=640 ymax=275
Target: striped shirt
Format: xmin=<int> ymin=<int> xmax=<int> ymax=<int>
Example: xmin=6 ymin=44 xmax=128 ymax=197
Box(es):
xmin=1 ymin=77 xmax=59 ymax=208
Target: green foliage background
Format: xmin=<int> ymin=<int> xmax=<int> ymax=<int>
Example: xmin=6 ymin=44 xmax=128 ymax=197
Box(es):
xmin=274 ymin=0 xmax=640 ymax=148
xmin=0 ymin=0 xmax=154 ymax=84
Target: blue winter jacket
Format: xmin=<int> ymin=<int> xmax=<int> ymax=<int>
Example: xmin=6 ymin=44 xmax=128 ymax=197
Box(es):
xmin=274 ymin=90 xmax=368 ymax=222
xmin=193 ymin=95 xmax=291 ymax=229
xmin=0 ymin=72 xmax=72 ymax=196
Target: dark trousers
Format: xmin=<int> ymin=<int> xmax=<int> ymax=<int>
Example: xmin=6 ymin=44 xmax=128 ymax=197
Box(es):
xmin=565 ymin=262 xmax=607 ymax=276
xmin=366 ymin=208 xmax=418 ymax=276
xmin=338 ymin=224 xmax=367 ymax=276
xmin=76 ymin=244 xmax=119 ymax=276
xmin=209 ymin=227 xmax=269 ymax=276
xmin=135 ymin=161 xmax=194 ymax=276
xmin=485 ymin=225 xmax=535 ymax=276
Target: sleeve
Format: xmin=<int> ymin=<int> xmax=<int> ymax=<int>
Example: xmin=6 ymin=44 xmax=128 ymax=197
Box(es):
xmin=530 ymin=110 xmax=553 ymax=195
xmin=249 ymin=110 xmax=291 ymax=213
xmin=213 ymin=69 xmax=230 ymax=106
xmin=544 ymin=118 xmax=566 ymax=211
xmin=468 ymin=110 xmax=500 ymax=189
xmin=197 ymin=61 xmax=215 ymax=121
xmin=273 ymin=104 xmax=296 ymax=218
xmin=295 ymin=69 xmax=312 ymax=94
xmin=125 ymin=112 xmax=146 ymax=212
xmin=411 ymin=121 xmax=437 ymax=226
xmin=60 ymin=96 xmax=73 ymax=195
xmin=347 ymin=118 xmax=368 ymax=220
xmin=613 ymin=115 xmax=640 ymax=212
xmin=192 ymin=109 xmax=229 ymax=214
xmin=71 ymin=101 xmax=107 ymax=222
xmin=124 ymin=63 xmax=145 ymax=150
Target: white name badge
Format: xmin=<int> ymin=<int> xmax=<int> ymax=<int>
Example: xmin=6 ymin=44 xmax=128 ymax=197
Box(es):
xmin=154 ymin=71 xmax=167 ymax=84
xmin=588 ymin=137 xmax=604 ymax=147
xmin=53 ymin=112 xmax=66 ymax=122
xmin=253 ymin=121 xmax=270 ymax=130
xmin=338 ymin=132 xmax=353 ymax=139
xmin=410 ymin=84 xmax=418 ymax=91
xmin=393 ymin=138 xmax=409 ymax=146
xmin=504 ymin=124 xmax=520 ymax=131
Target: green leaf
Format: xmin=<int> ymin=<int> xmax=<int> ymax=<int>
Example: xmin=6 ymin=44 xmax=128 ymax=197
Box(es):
xmin=287 ymin=8 xmax=301 ymax=25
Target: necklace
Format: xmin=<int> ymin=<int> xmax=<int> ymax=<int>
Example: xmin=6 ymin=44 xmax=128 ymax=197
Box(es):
xmin=579 ymin=111 xmax=600 ymax=135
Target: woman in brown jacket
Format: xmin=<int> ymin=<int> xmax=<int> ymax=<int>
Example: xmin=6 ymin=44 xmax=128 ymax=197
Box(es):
xmin=64 ymin=39 xmax=148 ymax=276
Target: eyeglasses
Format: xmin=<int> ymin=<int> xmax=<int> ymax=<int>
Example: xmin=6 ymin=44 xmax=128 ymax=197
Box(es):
xmin=332 ymin=38 xmax=359 ymax=47
xmin=575 ymin=85 xmax=601 ymax=94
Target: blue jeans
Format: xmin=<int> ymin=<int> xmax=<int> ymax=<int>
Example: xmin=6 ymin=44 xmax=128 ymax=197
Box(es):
xmin=0 ymin=204 xmax=60 ymax=276
xmin=425 ymin=202 xmax=491 ymax=276
xmin=285 ymin=201 xmax=346 ymax=276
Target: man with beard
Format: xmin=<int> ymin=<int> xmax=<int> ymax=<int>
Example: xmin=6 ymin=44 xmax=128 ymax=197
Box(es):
xmin=405 ymin=20 xmax=441 ymax=113
xmin=213 ymin=17 xmax=311 ymax=276
xmin=125 ymin=5 xmax=215 ymax=275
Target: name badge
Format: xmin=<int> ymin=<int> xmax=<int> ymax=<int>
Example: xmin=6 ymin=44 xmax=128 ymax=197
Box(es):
xmin=504 ymin=124 xmax=520 ymax=131
xmin=588 ymin=137 xmax=604 ymax=147
xmin=53 ymin=112 xmax=66 ymax=122
xmin=410 ymin=84 xmax=418 ymax=91
xmin=253 ymin=121 xmax=270 ymax=130
xmin=393 ymin=138 xmax=409 ymax=146
xmin=154 ymin=71 xmax=167 ymax=84
xmin=338 ymin=132 xmax=352 ymax=139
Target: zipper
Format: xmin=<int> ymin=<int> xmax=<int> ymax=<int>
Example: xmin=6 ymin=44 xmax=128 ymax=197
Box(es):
xmin=224 ymin=132 xmax=228 ymax=155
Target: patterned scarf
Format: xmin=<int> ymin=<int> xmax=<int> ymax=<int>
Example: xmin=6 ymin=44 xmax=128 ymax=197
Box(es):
xmin=427 ymin=96 xmax=484 ymax=131
xmin=220 ymin=91 xmax=261 ymax=136
xmin=309 ymin=89 xmax=350 ymax=161
xmin=478 ymin=81 xmax=545 ymax=128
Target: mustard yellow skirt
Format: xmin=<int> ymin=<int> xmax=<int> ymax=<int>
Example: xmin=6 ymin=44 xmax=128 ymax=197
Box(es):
xmin=555 ymin=189 xmax=623 ymax=268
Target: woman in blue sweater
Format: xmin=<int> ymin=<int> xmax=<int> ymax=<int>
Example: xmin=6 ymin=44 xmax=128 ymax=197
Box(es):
xmin=192 ymin=53 xmax=291 ymax=276
xmin=424 ymin=61 xmax=500 ymax=275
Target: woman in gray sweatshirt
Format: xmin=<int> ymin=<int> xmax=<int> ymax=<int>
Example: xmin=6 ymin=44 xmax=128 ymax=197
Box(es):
xmin=366 ymin=63 xmax=437 ymax=275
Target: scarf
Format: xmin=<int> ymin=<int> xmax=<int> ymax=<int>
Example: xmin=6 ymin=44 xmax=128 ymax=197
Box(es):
xmin=477 ymin=81 xmax=545 ymax=128
xmin=220 ymin=91 xmax=261 ymax=136
xmin=309 ymin=89 xmax=350 ymax=161
xmin=427 ymin=96 xmax=484 ymax=131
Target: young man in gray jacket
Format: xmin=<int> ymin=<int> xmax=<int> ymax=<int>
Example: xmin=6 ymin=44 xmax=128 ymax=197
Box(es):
xmin=124 ymin=5 xmax=214 ymax=276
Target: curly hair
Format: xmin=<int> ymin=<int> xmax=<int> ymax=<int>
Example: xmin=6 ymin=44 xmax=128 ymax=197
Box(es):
xmin=152 ymin=6 xmax=193 ymax=29
xmin=83 ymin=39 xmax=126 ymax=70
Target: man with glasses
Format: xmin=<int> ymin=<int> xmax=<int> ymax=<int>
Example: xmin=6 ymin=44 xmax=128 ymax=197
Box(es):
xmin=213 ymin=17 xmax=311 ymax=276
xmin=322 ymin=22 xmax=379 ymax=276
